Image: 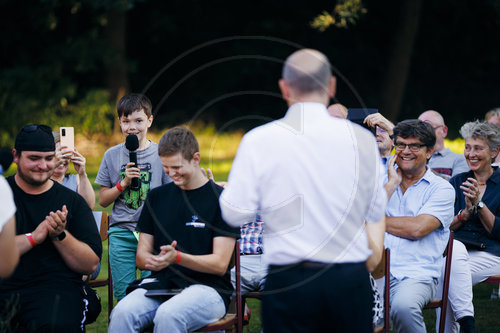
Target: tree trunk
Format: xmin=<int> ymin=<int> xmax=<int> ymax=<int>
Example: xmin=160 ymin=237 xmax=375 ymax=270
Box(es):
xmin=105 ymin=9 xmax=129 ymax=133
xmin=380 ymin=0 xmax=423 ymax=122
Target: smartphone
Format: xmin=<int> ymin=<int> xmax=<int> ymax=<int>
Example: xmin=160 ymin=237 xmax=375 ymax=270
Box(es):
xmin=347 ymin=108 xmax=378 ymax=136
xmin=59 ymin=127 xmax=75 ymax=150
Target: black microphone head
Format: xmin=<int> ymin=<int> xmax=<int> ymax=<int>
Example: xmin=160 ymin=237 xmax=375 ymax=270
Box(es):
xmin=125 ymin=134 xmax=139 ymax=151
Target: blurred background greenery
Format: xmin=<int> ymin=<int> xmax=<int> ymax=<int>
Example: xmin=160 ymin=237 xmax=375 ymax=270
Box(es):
xmin=1 ymin=0 xmax=499 ymax=147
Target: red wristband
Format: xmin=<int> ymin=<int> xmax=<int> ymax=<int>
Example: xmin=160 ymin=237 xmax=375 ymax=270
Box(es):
xmin=175 ymin=250 xmax=181 ymax=264
xmin=26 ymin=233 xmax=36 ymax=247
xmin=116 ymin=181 xmax=124 ymax=192
xmin=457 ymin=209 xmax=465 ymax=222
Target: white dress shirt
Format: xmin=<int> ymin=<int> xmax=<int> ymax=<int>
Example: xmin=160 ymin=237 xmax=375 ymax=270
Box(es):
xmin=220 ymin=102 xmax=387 ymax=265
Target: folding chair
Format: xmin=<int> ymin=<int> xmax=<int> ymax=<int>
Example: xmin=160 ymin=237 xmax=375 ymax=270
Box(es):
xmin=423 ymin=232 xmax=454 ymax=333
xmin=376 ymin=233 xmax=454 ymax=333
xmin=484 ymin=276 xmax=500 ymax=283
xmin=141 ymin=240 xmax=248 ymax=333
xmin=88 ymin=211 xmax=113 ymax=320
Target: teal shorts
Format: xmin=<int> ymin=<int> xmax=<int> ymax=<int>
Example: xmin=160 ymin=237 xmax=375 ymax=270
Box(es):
xmin=108 ymin=226 xmax=151 ymax=300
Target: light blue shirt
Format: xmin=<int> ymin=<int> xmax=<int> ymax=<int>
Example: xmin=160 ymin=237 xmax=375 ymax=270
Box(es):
xmin=385 ymin=168 xmax=454 ymax=281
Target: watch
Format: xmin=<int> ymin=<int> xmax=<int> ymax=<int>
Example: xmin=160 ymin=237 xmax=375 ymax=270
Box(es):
xmin=52 ymin=231 xmax=67 ymax=241
xmin=477 ymin=201 xmax=485 ymax=209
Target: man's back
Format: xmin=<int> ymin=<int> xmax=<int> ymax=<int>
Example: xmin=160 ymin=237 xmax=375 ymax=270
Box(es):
xmin=223 ymin=102 xmax=386 ymax=265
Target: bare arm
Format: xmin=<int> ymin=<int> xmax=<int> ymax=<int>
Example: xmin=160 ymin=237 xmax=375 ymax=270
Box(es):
xmin=72 ymin=150 xmax=95 ymax=209
xmin=51 ymin=229 xmax=99 ymax=274
xmin=365 ymin=217 xmax=386 ymax=272
xmin=45 ymin=205 xmax=99 ymax=274
xmin=386 ymin=214 xmax=442 ymax=240
xmin=98 ymin=162 xmax=139 ymax=207
xmin=0 ymin=217 xmax=19 ymax=278
xmin=137 ymin=233 xmax=236 ymax=276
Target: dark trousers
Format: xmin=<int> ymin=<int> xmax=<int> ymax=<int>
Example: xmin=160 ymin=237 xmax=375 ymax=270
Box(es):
xmin=0 ymin=281 xmax=84 ymax=333
xmin=262 ymin=261 xmax=372 ymax=333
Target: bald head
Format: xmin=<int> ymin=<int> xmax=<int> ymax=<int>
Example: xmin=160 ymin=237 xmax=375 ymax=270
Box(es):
xmin=418 ymin=110 xmax=444 ymax=127
xmin=418 ymin=110 xmax=447 ymax=151
xmin=282 ymin=49 xmax=332 ymax=97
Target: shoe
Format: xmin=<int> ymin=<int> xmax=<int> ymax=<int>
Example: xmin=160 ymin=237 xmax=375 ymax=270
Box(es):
xmin=458 ymin=316 xmax=477 ymax=333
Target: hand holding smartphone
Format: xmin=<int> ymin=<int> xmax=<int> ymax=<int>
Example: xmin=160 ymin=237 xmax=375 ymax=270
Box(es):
xmin=59 ymin=127 xmax=75 ymax=150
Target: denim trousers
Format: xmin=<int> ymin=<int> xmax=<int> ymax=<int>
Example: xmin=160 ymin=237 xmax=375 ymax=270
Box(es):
xmin=108 ymin=285 xmax=226 ymax=333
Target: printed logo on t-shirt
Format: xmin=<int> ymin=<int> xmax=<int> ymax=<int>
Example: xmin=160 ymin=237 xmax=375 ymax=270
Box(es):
xmin=120 ymin=162 xmax=152 ymax=210
xmin=185 ymin=215 xmax=205 ymax=228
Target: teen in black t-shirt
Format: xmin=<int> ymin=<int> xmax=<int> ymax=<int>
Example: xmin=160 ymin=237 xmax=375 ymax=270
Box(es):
xmin=108 ymin=127 xmax=239 ymax=333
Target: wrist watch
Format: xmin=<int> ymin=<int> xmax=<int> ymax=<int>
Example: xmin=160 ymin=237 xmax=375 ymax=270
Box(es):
xmin=52 ymin=230 xmax=67 ymax=241
xmin=477 ymin=201 xmax=485 ymax=210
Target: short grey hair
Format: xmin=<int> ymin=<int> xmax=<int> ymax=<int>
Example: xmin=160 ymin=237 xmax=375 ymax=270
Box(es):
xmin=282 ymin=49 xmax=331 ymax=95
xmin=485 ymin=108 xmax=500 ymax=121
xmin=460 ymin=120 xmax=500 ymax=152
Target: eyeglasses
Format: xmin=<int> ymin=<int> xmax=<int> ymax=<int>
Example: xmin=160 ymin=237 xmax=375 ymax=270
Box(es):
xmin=21 ymin=124 xmax=52 ymax=134
xmin=433 ymin=125 xmax=444 ymax=130
xmin=394 ymin=142 xmax=427 ymax=152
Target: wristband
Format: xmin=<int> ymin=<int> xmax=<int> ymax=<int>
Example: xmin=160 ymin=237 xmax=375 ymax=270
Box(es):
xmin=457 ymin=209 xmax=465 ymax=222
xmin=175 ymin=250 xmax=181 ymax=264
xmin=26 ymin=233 xmax=37 ymax=247
xmin=116 ymin=181 xmax=124 ymax=192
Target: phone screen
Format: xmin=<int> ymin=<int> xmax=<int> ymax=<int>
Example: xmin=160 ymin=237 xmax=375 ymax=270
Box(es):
xmin=59 ymin=127 xmax=75 ymax=150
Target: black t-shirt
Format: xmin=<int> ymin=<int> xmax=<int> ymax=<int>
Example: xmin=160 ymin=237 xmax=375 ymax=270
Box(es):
xmin=136 ymin=180 xmax=240 ymax=309
xmin=0 ymin=176 xmax=102 ymax=292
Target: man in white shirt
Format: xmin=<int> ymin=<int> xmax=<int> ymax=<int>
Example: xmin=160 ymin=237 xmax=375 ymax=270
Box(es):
xmin=220 ymin=48 xmax=387 ymax=332
xmin=418 ymin=110 xmax=469 ymax=179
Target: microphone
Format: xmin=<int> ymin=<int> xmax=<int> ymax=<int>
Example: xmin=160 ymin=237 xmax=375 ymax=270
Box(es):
xmin=125 ymin=134 xmax=140 ymax=190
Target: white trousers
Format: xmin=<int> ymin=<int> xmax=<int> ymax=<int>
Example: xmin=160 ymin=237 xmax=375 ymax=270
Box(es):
xmin=436 ymin=240 xmax=500 ymax=333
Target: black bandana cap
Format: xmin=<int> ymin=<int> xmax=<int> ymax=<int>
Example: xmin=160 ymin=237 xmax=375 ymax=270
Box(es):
xmin=14 ymin=124 xmax=55 ymax=152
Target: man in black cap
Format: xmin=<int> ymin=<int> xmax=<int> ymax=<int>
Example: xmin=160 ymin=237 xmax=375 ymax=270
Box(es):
xmin=0 ymin=124 xmax=102 ymax=332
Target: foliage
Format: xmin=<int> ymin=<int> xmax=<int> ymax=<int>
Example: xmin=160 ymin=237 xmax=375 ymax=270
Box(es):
xmin=311 ymin=0 xmax=367 ymax=31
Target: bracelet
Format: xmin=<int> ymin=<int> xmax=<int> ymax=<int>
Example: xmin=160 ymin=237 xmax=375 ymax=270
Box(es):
xmin=26 ymin=233 xmax=37 ymax=247
xmin=116 ymin=181 xmax=124 ymax=192
xmin=457 ymin=209 xmax=465 ymax=222
xmin=175 ymin=250 xmax=181 ymax=264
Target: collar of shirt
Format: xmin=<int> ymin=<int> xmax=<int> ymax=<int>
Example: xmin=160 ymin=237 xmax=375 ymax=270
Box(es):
xmin=433 ymin=148 xmax=451 ymax=157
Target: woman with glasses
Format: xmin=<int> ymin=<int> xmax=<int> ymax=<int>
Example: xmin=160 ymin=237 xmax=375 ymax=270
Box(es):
xmin=441 ymin=121 xmax=500 ymax=333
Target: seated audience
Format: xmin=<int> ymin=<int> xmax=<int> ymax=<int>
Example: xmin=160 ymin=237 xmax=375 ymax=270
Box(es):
xmin=108 ymin=127 xmax=239 ymax=333
xmin=364 ymin=112 xmax=395 ymax=166
xmin=0 ymin=124 xmax=102 ymax=332
xmin=418 ymin=110 xmax=469 ymax=179
xmin=383 ymin=119 xmax=455 ymax=333
xmin=52 ymin=131 xmax=95 ymax=209
xmin=441 ymin=121 xmax=500 ymax=333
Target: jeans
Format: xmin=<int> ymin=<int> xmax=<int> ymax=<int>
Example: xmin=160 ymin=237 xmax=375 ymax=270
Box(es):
xmin=108 ymin=226 xmax=150 ymax=300
xmin=390 ymin=277 xmax=437 ymax=333
xmin=108 ymin=285 xmax=226 ymax=333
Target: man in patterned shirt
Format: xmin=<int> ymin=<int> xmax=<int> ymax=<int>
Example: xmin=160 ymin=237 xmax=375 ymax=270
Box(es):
xmin=231 ymin=215 xmax=266 ymax=295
